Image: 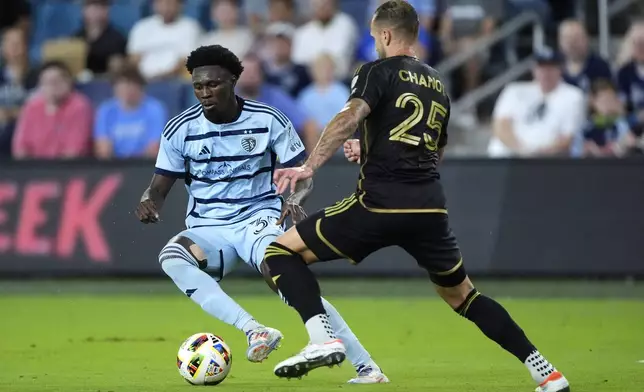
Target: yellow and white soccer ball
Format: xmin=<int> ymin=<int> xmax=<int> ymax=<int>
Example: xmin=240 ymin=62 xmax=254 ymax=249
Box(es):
xmin=177 ymin=333 xmax=232 ymax=385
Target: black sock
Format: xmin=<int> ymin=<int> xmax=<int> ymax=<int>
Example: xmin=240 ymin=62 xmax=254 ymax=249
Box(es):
xmin=456 ymin=289 xmax=536 ymax=362
xmin=263 ymin=242 xmax=325 ymax=323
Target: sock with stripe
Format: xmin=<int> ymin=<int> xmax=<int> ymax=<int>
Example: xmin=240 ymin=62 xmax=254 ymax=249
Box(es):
xmin=160 ymin=243 xmax=262 ymax=334
xmin=264 ymin=242 xmax=335 ymax=344
xmin=456 ymin=289 xmax=549 ymax=381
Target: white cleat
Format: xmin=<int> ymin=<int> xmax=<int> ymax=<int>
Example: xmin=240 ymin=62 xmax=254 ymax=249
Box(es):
xmin=347 ymin=365 xmax=390 ymax=384
xmin=246 ymin=326 xmax=283 ymax=363
xmin=535 ymin=371 xmax=570 ymax=392
xmin=273 ymin=339 xmax=346 ymax=379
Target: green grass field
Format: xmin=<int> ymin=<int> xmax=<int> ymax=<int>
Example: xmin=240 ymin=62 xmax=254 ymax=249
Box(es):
xmin=1 ymin=279 xmax=643 ymax=392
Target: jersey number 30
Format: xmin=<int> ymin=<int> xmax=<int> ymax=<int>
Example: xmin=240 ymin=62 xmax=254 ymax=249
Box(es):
xmin=389 ymin=93 xmax=447 ymax=151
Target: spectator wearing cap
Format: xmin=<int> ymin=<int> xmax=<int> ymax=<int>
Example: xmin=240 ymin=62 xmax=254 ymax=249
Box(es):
xmin=94 ymin=67 xmax=167 ymax=159
xmin=200 ymin=0 xmax=254 ymax=59
xmin=488 ymin=50 xmax=585 ymax=158
xmin=558 ymin=20 xmax=613 ymax=94
xmin=12 ymin=61 xmax=93 ymax=159
xmin=617 ymin=22 xmax=644 ymax=138
xmin=291 ymin=0 xmax=358 ymax=79
xmin=75 ymin=0 xmax=127 ymax=77
xmin=572 ymin=79 xmax=640 ymax=158
xmin=297 ymin=54 xmax=349 ymax=141
xmin=237 ymin=54 xmax=318 ymax=152
xmin=127 ymin=0 xmax=202 ymax=80
xmin=0 ymin=28 xmax=38 ymax=157
xmin=263 ymin=22 xmax=311 ymax=98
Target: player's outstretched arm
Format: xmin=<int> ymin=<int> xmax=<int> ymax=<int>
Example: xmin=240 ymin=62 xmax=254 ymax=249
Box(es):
xmin=135 ymin=174 xmax=177 ymax=224
xmin=305 ymin=99 xmax=371 ymax=172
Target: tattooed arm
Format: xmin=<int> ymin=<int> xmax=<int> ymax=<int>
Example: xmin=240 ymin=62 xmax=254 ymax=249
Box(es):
xmin=273 ymin=62 xmax=381 ymax=195
xmin=304 ymin=99 xmax=371 ymax=172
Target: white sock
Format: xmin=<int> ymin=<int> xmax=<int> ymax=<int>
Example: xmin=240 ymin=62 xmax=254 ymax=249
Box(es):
xmin=241 ymin=319 xmax=263 ymax=334
xmin=304 ymin=314 xmax=337 ymax=344
xmin=524 ymin=350 xmax=556 ymax=384
xmin=321 ymin=297 xmax=374 ymax=369
xmin=160 ymin=244 xmax=261 ymax=334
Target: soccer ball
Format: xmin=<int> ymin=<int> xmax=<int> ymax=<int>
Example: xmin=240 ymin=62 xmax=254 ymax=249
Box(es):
xmin=177 ymin=333 xmax=232 ymax=385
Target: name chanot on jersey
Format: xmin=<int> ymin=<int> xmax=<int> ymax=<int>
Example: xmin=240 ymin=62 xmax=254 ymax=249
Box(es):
xmin=398 ymin=70 xmax=445 ymax=94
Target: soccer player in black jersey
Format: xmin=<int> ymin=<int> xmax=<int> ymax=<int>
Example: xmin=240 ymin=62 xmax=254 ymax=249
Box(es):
xmin=260 ymin=1 xmax=570 ymax=391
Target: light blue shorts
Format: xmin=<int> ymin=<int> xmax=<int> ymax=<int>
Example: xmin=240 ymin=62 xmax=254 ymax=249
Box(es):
xmin=177 ymin=208 xmax=284 ymax=281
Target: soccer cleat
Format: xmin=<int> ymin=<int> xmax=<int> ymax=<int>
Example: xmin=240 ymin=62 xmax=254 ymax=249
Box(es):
xmin=535 ymin=371 xmax=570 ymax=392
xmin=246 ymin=326 xmax=283 ymax=363
xmin=273 ymin=339 xmax=346 ymax=379
xmin=347 ymin=365 xmax=390 ymax=384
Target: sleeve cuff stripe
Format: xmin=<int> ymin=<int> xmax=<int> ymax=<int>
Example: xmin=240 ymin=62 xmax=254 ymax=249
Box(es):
xmin=155 ymin=168 xmax=185 ymax=178
xmin=281 ymin=150 xmax=307 ymax=168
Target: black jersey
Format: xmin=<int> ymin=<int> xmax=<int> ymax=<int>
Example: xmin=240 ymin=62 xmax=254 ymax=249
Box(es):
xmin=348 ymin=55 xmax=451 ymax=211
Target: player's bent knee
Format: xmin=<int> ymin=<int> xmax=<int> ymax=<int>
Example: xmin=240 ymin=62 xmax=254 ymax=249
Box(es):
xmin=158 ymin=236 xmax=207 ymax=270
xmin=435 ymin=276 xmax=475 ymax=310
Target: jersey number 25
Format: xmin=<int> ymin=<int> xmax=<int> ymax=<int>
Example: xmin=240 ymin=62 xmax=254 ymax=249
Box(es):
xmin=389 ymin=93 xmax=447 ymax=152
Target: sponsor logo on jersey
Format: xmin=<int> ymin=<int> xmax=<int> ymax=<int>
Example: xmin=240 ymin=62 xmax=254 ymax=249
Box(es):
xmin=193 ymin=163 xmax=252 ymax=178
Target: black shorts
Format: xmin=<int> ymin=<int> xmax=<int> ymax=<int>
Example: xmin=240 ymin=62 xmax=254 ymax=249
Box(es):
xmin=296 ymin=193 xmax=466 ymax=287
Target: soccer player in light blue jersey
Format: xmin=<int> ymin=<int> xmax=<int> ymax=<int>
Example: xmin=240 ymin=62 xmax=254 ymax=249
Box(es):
xmin=135 ymin=45 xmax=388 ymax=384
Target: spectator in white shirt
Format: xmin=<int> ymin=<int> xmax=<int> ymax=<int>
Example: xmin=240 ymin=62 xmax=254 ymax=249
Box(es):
xmin=200 ymin=0 xmax=254 ymax=59
xmin=127 ymin=0 xmax=202 ymax=80
xmin=488 ymin=50 xmax=586 ymax=157
xmin=291 ymin=0 xmax=358 ymax=79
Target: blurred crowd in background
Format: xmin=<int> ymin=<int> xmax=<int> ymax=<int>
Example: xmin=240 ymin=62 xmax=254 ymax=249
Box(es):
xmin=1 ymin=0 xmax=643 ymax=160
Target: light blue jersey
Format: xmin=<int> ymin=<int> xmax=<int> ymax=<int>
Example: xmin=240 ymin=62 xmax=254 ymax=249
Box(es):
xmin=155 ymin=98 xmax=307 ymax=229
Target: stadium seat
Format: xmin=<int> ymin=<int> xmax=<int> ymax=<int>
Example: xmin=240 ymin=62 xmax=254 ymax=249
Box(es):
xmin=77 ymin=80 xmax=113 ymax=107
xmin=30 ymin=1 xmax=83 ymax=63
xmin=146 ymin=80 xmax=190 ymax=117
xmin=109 ymin=0 xmax=146 ymax=35
xmin=41 ymin=38 xmax=88 ymax=78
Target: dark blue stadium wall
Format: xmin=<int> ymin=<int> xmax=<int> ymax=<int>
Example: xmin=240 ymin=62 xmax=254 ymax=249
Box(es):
xmin=1 ymin=158 xmax=643 ymax=278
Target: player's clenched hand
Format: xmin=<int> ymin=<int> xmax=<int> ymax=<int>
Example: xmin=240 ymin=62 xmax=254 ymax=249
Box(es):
xmin=343 ymin=139 xmax=361 ymax=163
xmin=136 ymin=197 xmax=160 ymax=224
xmin=277 ymin=201 xmax=307 ymax=226
xmin=274 ymin=166 xmax=314 ymax=194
